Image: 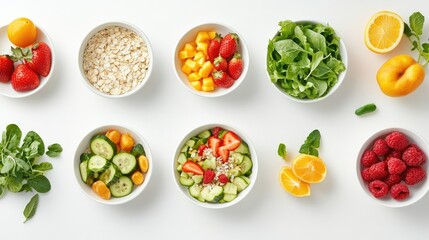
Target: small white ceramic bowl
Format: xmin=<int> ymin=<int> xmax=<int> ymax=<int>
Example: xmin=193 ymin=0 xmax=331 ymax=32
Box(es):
xmin=74 ymin=125 xmax=153 ymax=205
xmin=174 ymin=23 xmax=249 ymax=97
xmin=267 ymin=20 xmax=348 ymax=103
xmin=356 ymin=128 xmax=429 ymax=207
xmin=0 ymin=24 xmax=55 ymax=98
xmin=173 ymin=123 xmax=258 ymax=209
xmin=78 ymin=21 xmax=153 ymax=98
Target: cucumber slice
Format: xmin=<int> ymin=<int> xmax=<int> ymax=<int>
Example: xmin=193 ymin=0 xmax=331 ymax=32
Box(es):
xmin=79 ymin=160 xmax=93 ymax=183
xmin=192 ymin=175 xmax=203 ymax=184
xmin=180 ymin=145 xmax=189 ymax=155
xmin=100 ymin=164 xmax=121 ymax=186
xmin=241 ymin=175 xmax=251 ymax=184
xmin=88 ymin=155 xmax=110 ymax=173
xmin=223 ymin=193 xmax=237 ymax=202
xmin=112 ymin=153 xmax=137 ymax=174
xmin=239 ymin=156 xmax=253 ymax=176
xmin=179 ymin=177 xmax=194 ymax=186
xmin=202 ymin=158 xmax=216 ymax=170
xmin=231 ymin=152 xmax=244 ymax=164
xmin=180 ymin=171 xmax=189 ymax=178
xmin=177 ymin=153 xmax=187 ymax=164
xmin=202 ymin=186 xmax=224 ymax=202
xmin=233 ymin=176 xmax=249 ymax=192
xmin=186 ymin=139 xmax=196 ymax=148
xmin=235 ymin=142 xmax=249 ymax=155
xmin=109 ymin=176 xmax=133 ymax=197
xmin=90 ymin=135 xmax=116 ymax=160
xmin=176 ymin=164 xmax=183 ymax=172
xmin=223 ymin=182 xmax=238 ymax=195
xmin=189 ymin=184 xmax=202 ymax=198
xmin=198 ymin=130 xmax=211 ymax=139
xmin=193 ymin=138 xmax=207 ymax=149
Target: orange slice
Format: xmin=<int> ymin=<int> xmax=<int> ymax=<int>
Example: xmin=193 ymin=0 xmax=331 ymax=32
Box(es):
xmin=279 ymin=166 xmax=311 ymax=197
xmin=364 ymin=11 xmax=404 ymax=53
xmin=292 ymin=154 xmax=327 ymax=183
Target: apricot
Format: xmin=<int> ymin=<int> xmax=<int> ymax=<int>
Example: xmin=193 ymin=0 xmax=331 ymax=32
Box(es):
xmin=376 ymin=55 xmax=425 ymax=97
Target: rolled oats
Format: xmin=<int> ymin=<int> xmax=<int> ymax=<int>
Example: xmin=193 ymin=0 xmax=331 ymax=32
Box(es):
xmin=83 ymin=25 xmax=150 ymax=95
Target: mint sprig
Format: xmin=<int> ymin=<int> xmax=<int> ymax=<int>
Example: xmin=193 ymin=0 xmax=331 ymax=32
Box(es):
xmin=404 ymin=12 xmax=429 ymax=66
xmin=299 ymin=129 xmax=321 ymax=157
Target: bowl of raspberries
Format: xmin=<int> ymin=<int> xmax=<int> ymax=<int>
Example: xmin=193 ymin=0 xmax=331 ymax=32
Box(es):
xmin=357 ymin=128 xmax=428 ymax=207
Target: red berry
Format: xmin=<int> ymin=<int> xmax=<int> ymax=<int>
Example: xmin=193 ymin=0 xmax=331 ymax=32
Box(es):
xmin=390 ymin=183 xmax=410 ymax=200
xmin=208 ymin=136 xmax=221 ymax=157
xmin=213 ymin=56 xmax=228 ymax=71
xmin=207 ymin=34 xmax=221 ymax=62
xmin=0 ymin=55 xmax=15 ymax=83
xmin=403 ymin=167 xmax=426 ymax=185
xmin=219 ymin=33 xmax=238 ymax=59
xmin=361 ymin=168 xmax=373 ymax=182
xmin=228 ymin=52 xmax=243 ymax=80
xmin=218 ymin=174 xmax=229 ymax=184
xmin=372 ymin=138 xmax=390 ymax=156
xmin=361 ymin=150 xmax=379 ymax=168
xmin=385 ymin=150 xmax=403 ymax=160
xmin=217 ymin=146 xmax=230 ymax=163
xmin=383 ymin=174 xmax=402 ymax=188
xmin=198 ymin=145 xmax=208 ymax=156
xmin=211 ymin=127 xmax=222 ymax=138
xmin=25 ymin=42 xmax=52 ymax=77
xmin=385 ymin=131 xmax=409 ymax=151
xmin=213 ymin=70 xmax=234 ymax=88
xmin=368 ymin=180 xmax=389 ymax=198
xmin=402 ymin=144 xmax=426 ymax=166
xmin=11 ymin=64 xmax=40 ymax=92
xmin=203 ymin=170 xmax=216 ymax=184
xmin=368 ymin=161 xmax=388 ymax=180
xmin=386 ymin=157 xmax=407 ymax=175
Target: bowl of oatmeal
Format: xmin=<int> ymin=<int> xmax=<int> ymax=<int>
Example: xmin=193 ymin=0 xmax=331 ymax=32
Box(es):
xmin=78 ymin=22 xmax=153 ymax=98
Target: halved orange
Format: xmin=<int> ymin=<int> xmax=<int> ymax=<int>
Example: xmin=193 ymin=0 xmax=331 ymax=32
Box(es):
xmin=292 ymin=154 xmax=327 ymax=183
xmin=279 ymin=166 xmax=311 ymax=197
xmin=364 ymin=11 xmax=404 ymax=53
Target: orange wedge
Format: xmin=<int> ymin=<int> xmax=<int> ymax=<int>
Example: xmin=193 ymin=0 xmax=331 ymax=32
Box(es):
xmin=279 ymin=166 xmax=311 ymax=197
xmin=364 ymin=11 xmax=404 ymax=53
xmin=292 ymin=154 xmax=327 ymax=183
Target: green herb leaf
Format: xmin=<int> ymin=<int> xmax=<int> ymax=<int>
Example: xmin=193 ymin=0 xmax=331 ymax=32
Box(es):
xmin=5 ymin=124 xmax=22 ymax=151
xmin=22 ymin=131 xmax=45 ymax=157
xmin=404 ymin=23 xmax=413 ymax=37
xmin=299 ymin=129 xmax=321 ymax=157
xmin=1 ymin=156 xmax=15 ymax=174
xmin=46 ymin=143 xmax=62 ymax=158
xmin=33 ymin=162 xmax=53 ymax=172
xmin=27 ymin=175 xmax=51 ymax=193
xmin=23 ymin=194 xmax=39 ymax=223
xmin=0 ymin=185 xmax=4 ymax=197
xmin=131 ymin=144 xmax=146 ymax=158
xmin=410 ymin=12 xmax=424 ymax=36
xmin=277 ymin=143 xmax=287 ymax=159
xmin=7 ymin=176 xmax=23 ymax=192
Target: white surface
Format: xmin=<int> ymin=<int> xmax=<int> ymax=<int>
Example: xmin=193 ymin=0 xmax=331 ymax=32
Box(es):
xmin=1 ymin=0 xmax=429 ymax=239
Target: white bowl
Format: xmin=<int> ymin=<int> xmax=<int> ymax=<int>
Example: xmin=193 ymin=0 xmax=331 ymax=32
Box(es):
xmin=74 ymin=125 xmax=153 ymax=205
xmin=78 ymin=21 xmax=153 ymax=98
xmin=173 ymin=123 xmax=258 ymax=209
xmin=267 ymin=20 xmax=348 ymax=103
xmin=0 ymin=24 xmax=55 ymax=98
xmin=356 ymin=128 xmax=429 ymax=207
xmin=173 ymin=23 xmax=249 ymax=97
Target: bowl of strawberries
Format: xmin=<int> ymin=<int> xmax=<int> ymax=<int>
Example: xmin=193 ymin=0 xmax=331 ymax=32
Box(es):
xmin=356 ymin=128 xmax=429 ymax=207
xmin=174 ymin=23 xmax=249 ymax=97
xmin=0 ymin=17 xmax=54 ymax=98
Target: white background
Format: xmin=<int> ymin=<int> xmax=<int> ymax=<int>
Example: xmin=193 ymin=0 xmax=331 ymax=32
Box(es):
xmin=1 ymin=0 xmax=429 ymax=239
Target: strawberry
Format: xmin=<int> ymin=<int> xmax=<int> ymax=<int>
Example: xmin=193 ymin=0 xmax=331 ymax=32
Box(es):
xmin=25 ymin=42 xmax=52 ymax=77
xmin=182 ymin=161 xmax=204 ymax=175
xmin=227 ymin=52 xmax=243 ymax=80
xmin=0 ymin=55 xmax=15 ymax=83
xmin=213 ymin=56 xmax=228 ymax=71
xmin=211 ymin=127 xmax=222 ymax=138
xmin=207 ymin=34 xmax=222 ymax=62
xmin=218 ymin=174 xmax=229 ymax=184
xmin=217 ymin=146 xmax=230 ymax=163
xmin=11 ymin=64 xmax=40 ymax=92
xmin=221 ymin=131 xmax=241 ymax=151
xmin=203 ymin=169 xmax=215 ymax=184
xmin=212 ymin=70 xmax=234 ymax=88
xmin=198 ymin=144 xmax=208 ymax=156
xmin=208 ymin=136 xmax=221 ymax=157
xmin=219 ymin=33 xmax=238 ymax=59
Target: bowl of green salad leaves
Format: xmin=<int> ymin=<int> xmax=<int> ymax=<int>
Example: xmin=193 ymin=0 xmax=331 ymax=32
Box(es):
xmin=266 ymin=20 xmax=348 ymax=103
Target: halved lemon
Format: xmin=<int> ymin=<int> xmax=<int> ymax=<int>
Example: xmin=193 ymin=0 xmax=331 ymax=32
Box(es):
xmin=292 ymin=154 xmax=327 ymax=184
xmin=279 ymin=166 xmax=311 ymax=197
xmin=364 ymin=11 xmax=404 ymax=53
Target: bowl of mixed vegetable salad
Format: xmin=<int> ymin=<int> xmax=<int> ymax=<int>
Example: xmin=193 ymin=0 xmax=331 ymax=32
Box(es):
xmin=173 ymin=124 xmax=258 ymax=208
xmin=74 ymin=125 xmax=152 ymax=205
xmin=267 ymin=20 xmax=348 ymax=103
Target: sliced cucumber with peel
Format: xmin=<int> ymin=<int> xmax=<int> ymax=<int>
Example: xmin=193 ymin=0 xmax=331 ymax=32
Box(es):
xmin=112 ymin=153 xmax=137 ymax=174
xmin=88 ymin=155 xmax=110 ymax=173
xmin=100 ymin=164 xmax=121 ymax=186
xmin=109 ymin=176 xmax=134 ymax=197
xmin=90 ymin=135 xmax=116 ymax=160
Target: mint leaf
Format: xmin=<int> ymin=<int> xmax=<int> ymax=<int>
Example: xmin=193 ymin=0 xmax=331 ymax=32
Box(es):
xmin=33 ymin=162 xmax=53 ymax=172
xmin=404 ymin=23 xmax=413 ymax=37
xmin=46 ymin=143 xmax=62 ymax=158
xmin=278 ymin=143 xmax=287 ymax=159
xmin=410 ymin=12 xmax=424 ymax=36
xmin=299 ymin=130 xmax=321 ymax=156
xmin=23 ymin=194 xmax=39 ymax=223
xmin=28 ymin=175 xmax=51 ymax=193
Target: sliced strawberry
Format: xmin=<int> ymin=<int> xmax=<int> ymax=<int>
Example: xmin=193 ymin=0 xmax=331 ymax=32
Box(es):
xmin=211 ymin=127 xmax=222 ymax=138
xmin=218 ymin=174 xmax=229 ymax=184
xmin=197 ymin=144 xmax=208 ymax=156
xmin=221 ymin=131 xmax=241 ymax=151
xmin=203 ymin=169 xmax=215 ymax=184
xmin=182 ymin=161 xmax=204 ymax=175
xmin=217 ymin=146 xmax=230 ymax=163
xmin=208 ymin=136 xmax=221 ymax=157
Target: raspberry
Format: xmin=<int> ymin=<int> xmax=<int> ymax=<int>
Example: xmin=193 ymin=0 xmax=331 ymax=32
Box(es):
xmin=385 ymin=131 xmax=409 ymax=151
xmin=390 ymin=183 xmax=410 ymax=200
xmin=403 ymin=167 xmax=426 ymax=185
xmin=402 ymin=144 xmax=426 ymax=166
xmin=368 ymin=180 xmax=389 ymax=198
xmin=387 ymin=157 xmax=407 ymax=175
xmin=383 ymin=174 xmax=402 ymax=188
xmin=218 ymin=174 xmax=229 ymax=184
xmin=385 ymin=150 xmax=403 ymax=160
xmin=198 ymin=145 xmax=208 ymax=156
xmin=361 ymin=150 xmax=379 ymax=168
xmin=203 ymin=170 xmax=215 ymax=184
xmin=368 ymin=161 xmax=388 ymax=180
xmin=372 ymin=138 xmax=390 ymax=156
xmin=361 ymin=168 xmax=373 ymax=182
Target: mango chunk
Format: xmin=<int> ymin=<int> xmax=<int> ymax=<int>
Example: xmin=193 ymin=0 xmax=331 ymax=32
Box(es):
xmin=184 ymin=59 xmax=199 ymax=72
xmin=188 ymin=72 xmax=202 ymax=82
xmin=202 ymin=85 xmax=214 ymax=92
xmin=208 ymin=31 xmax=217 ymax=40
xmin=190 ymin=80 xmax=202 ymax=90
xmin=196 ymin=42 xmax=208 ymax=55
xmin=195 ymin=31 xmax=210 ymax=43
xmin=193 ymin=51 xmax=205 ymax=61
xmin=202 ymin=77 xmax=214 ymax=87
xmin=198 ymin=61 xmax=213 ymax=78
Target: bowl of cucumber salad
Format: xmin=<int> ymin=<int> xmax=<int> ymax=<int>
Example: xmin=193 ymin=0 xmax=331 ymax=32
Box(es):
xmin=173 ymin=124 xmax=258 ymax=208
xmin=74 ymin=125 xmax=152 ymax=205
